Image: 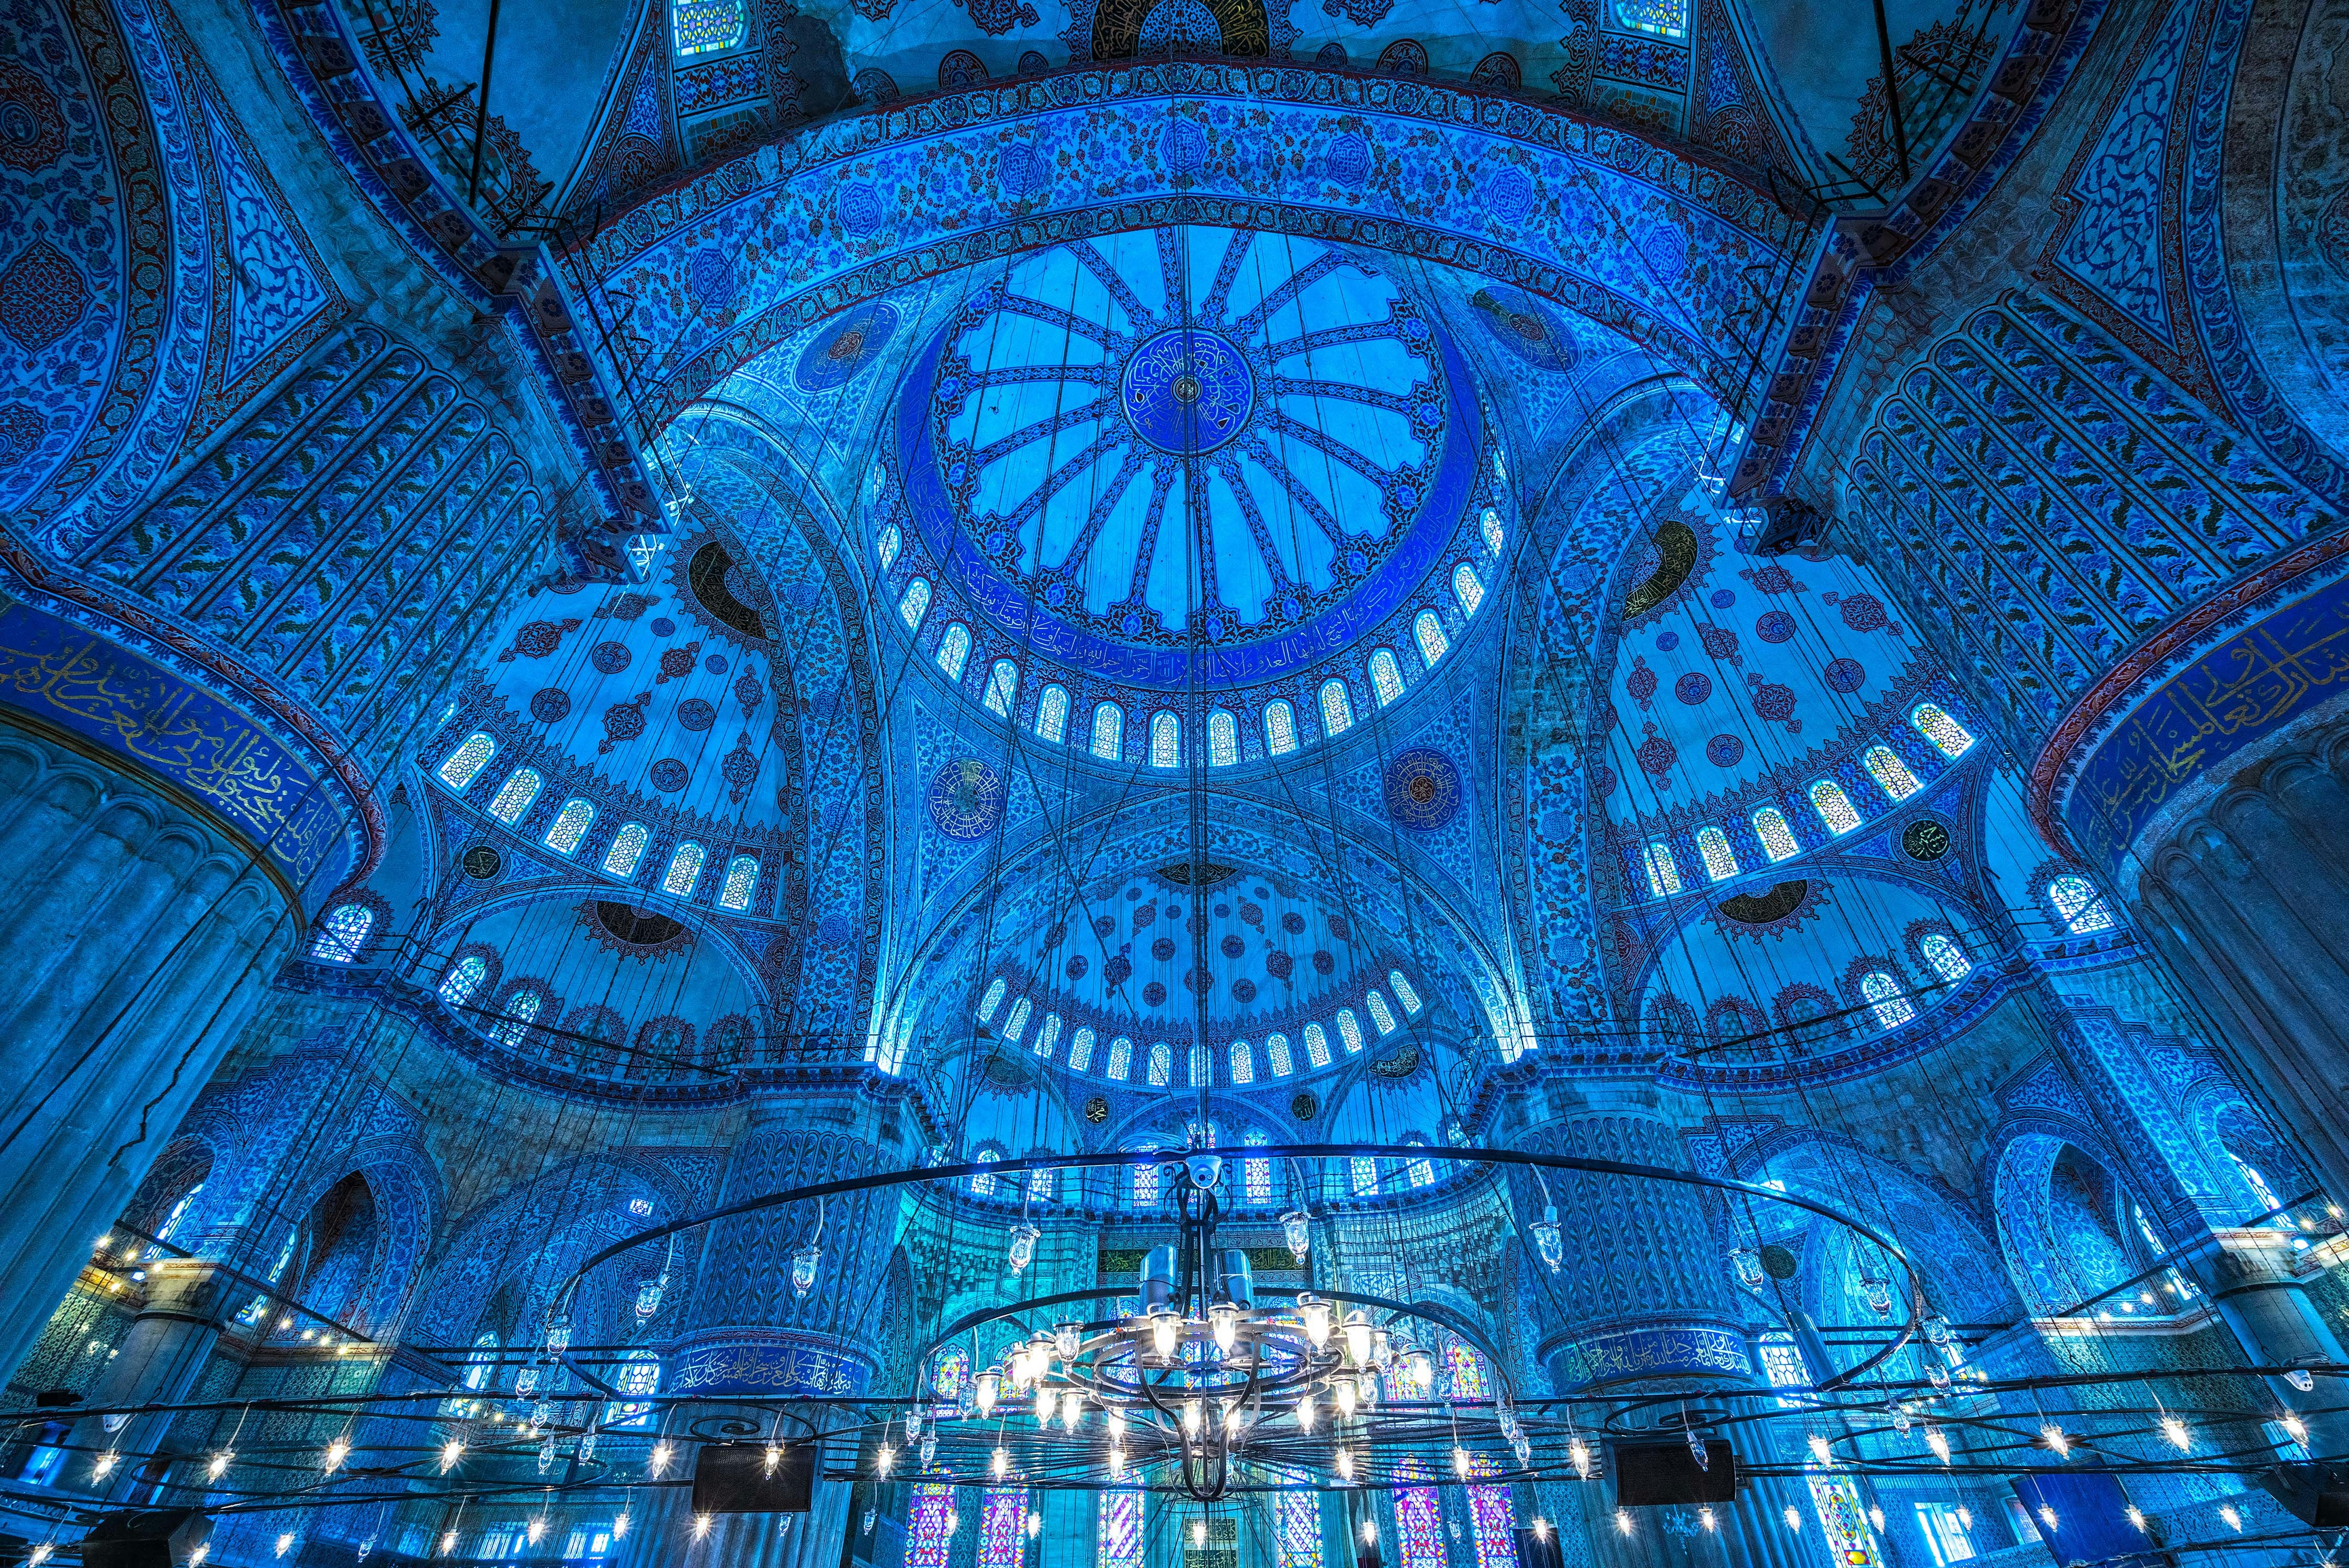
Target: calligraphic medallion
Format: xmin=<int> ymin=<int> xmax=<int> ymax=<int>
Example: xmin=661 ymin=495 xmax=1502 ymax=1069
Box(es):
xmin=1901 ymin=819 xmax=1952 ymax=862
xmin=461 ymin=845 xmax=503 ymax=879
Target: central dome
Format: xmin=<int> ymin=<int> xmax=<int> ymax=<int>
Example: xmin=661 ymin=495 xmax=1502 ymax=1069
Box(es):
xmin=896 ymin=227 xmax=1479 ymax=691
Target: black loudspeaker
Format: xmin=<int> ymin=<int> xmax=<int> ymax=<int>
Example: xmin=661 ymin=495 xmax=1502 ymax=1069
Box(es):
xmin=1609 ymin=1440 xmax=1738 ymax=1506
xmin=2259 ymin=1463 xmax=2349 ymax=1527
xmin=692 ymin=1443 xmax=816 ymax=1514
xmin=1514 ymin=1527 xmax=1565 ymax=1568
xmin=82 ymin=1510 xmax=207 ymax=1568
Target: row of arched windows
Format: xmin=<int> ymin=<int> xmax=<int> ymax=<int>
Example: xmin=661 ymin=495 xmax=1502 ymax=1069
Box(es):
xmin=1641 ymin=703 xmax=1975 ymax=898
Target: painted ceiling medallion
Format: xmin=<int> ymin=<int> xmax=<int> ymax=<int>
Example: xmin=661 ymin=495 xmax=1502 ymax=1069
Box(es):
xmin=1382 ymin=747 xmax=1463 ymax=831
xmin=929 ymin=757 xmax=1007 ymax=839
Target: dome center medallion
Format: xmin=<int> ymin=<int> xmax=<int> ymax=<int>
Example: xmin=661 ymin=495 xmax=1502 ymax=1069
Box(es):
xmin=1122 ymin=327 xmax=1253 ymax=455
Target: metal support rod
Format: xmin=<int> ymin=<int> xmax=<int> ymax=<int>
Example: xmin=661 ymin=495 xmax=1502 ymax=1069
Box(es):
xmin=1871 ymin=0 xmax=1912 ymax=186
xmin=466 ymin=0 xmax=505 ymax=207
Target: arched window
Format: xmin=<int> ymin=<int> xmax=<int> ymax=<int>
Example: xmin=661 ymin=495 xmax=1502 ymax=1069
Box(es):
xmin=1753 ymin=807 xmax=1800 ymax=862
xmin=1613 ymin=0 xmax=1686 ymax=38
xmin=970 ymin=1148 xmax=999 ymax=1198
xmin=978 ymin=977 xmax=1007 ymax=1022
xmin=1320 ymin=679 xmax=1354 ymax=737
xmin=1366 ymin=991 xmax=1398 ymax=1034
xmin=310 ymin=903 xmax=374 ymax=963
xmin=876 ymin=523 xmax=901 ymax=571
xmin=492 ymin=988 xmax=543 ymax=1048
xmin=1229 ymin=1040 xmax=1255 ymax=1085
xmin=607 ymin=1349 xmax=661 ymax=1428
xmin=1032 ymin=1013 xmax=1062 ymax=1058
xmin=1243 ymin=1131 xmax=1272 ymax=1205
xmin=1335 ymin=1010 xmax=1363 ymax=1054
xmin=983 ymin=660 xmax=1019 ymax=716
xmin=487 ymin=768 xmax=543 ymax=824
xmin=1036 ymin=684 xmax=1070 ymax=743
xmin=1028 ymin=1165 xmax=1057 ymax=1204
xmin=1350 ymin=1157 xmax=1380 ymax=1197
xmin=1388 ymin=970 xmax=1423 ymax=1014
xmin=154 ymin=1183 xmax=204 ymax=1247
xmin=1863 ymin=746 xmax=1919 ymax=800
xmin=1644 ymin=841 xmax=1684 ymax=896
xmin=1453 ymin=562 xmax=1484 ymax=615
xmin=662 ymin=841 xmax=706 ymax=897
xmin=438 ymin=732 xmax=495 ymax=790
xmin=2234 ymin=1156 xmax=2283 ymax=1215
xmin=1447 ymin=1342 xmax=1492 ymax=1401
xmin=1303 ymin=1023 xmax=1331 ymax=1067
xmin=1911 ymin=703 xmax=1975 ymax=759
xmin=460 ymin=1330 xmax=498 ymax=1392
xmin=1132 ymin=1159 xmax=1160 ymax=1207
xmin=1068 ymin=1025 xmax=1096 ymax=1071
xmin=1188 ymin=1042 xmax=1210 ymax=1089
xmin=1859 ymin=971 xmax=1914 ymax=1030
xmin=2047 ymin=874 xmax=2116 ymax=934
xmin=1482 ymin=509 xmax=1507 ymax=556
xmin=1369 ymin=648 xmax=1405 ymax=706
xmin=1150 ymin=712 xmax=1180 ymax=768
xmin=603 ymin=822 xmax=650 ymax=878
xmin=1264 ymin=701 xmax=1298 ymax=757
xmin=672 ymin=0 xmax=745 ymax=55
xmin=1146 ymin=1041 xmax=1172 ymax=1086
xmin=899 ymin=577 xmax=932 ymax=630
xmin=1921 ymin=932 xmax=1971 ymax=982
xmin=1404 ymin=1137 xmax=1435 ymax=1188
xmin=544 ymin=798 xmax=594 ymax=854
xmin=438 ymin=953 xmax=487 ymax=1008
xmin=1092 ymin=702 xmax=1124 ymax=762
xmin=1810 ymin=780 xmax=1861 ymax=834
xmin=935 ymin=623 xmax=971 ymax=681
xmin=1267 ymin=1033 xmax=1293 ymax=1076
xmin=718 ymin=854 xmax=759 ymax=911
xmin=1209 ymin=709 xmax=1238 ymax=767
xmin=1696 ymin=825 xmax=1738 ymax=881
xmin=1002 ymin=997 xmax=1032 ymax=1043
xmin=1106 ymin=1035 xmax=1134 ymax=1080
xmin=1414 ymin=610 xmax=1449 ymax=667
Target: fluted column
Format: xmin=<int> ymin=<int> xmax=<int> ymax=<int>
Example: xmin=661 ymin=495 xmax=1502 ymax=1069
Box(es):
xmin=0 ymin=724 xmax=293 ymax=1386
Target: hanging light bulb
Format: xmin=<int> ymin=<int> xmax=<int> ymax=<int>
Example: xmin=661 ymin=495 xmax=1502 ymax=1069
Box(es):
xmin=1035 ymin=1386 xmax=1056 ymax=1424
xmin=1064 ymin=1394 xmax=1086 ymax=1431
xmin=438 ymin=1529 xmax=459 ymax=1558
xmin=993 ymin=1446 xmax=1011 ymax=1480
xmin=2125 ymin=1507 xmax=2146 ymax=1533
xmin=1808 ymin=1434 xmax=1834 ymax=1467
xmin=1335 ymin=1449 xmax=1355 ymax=1482
xmin=1027 ymin=1513 xmax=1042 ymax=1540
xmin=1335 ymin=1378 xmax=1358 ymax=1418
xmin=1153 ymin=1310 xmax=1180 ymax=1361
xmin=537 ymin=1436 xmax=557 ymax=1474
xmin=921 ymin=1431 xmax=938 ymax=1468
xmin=1342 ymin=1312 xmax=1372 ymax=1367
xmin=1297 ymin=1392 xmax=1317 ymax=1432
xmin=694 ymin=1514 xmax=714 ymax=1542
xmin=2161 ymin=1415 xmax=2192 ymax=1452
xmin=1861 ymin=1276 xmax=1894 ymax=1316
xmin=1616 ymin=1511 xmax=1634 ymax=1538
xmin=615 ymin=1515 xmax=631 ymax=1541
xmin=1453 ymin=1446 xmax=1471 ymax=1479
xmin=1008 ymin=1224 xmax=1041 ymax=1277
xmin=1531 ymin=1206 xmax=1563 ymax=1272
xmin=1056 ymin=1322 xmax=1082 ymax=1360
xmin=1212 ymin=1304 xmax=1239 ymax=1355
xmin=1283 ymin=1211 xmax=1311 ymax=1264
xmin=1532 ymin=1519 xmax=1551 ymax=1543
xmin=1511 ymin=1431 xmax=1531 ymax=1467
xmin=1956 ymin=1509 xmax=1971 ymax=1531
xmin=2040 ymin=1425 xmax=2071 ymax=1459
xmin=1891 ymin=1404 xmax=1913 ymax=1434
xmin=276 ymin=1537 xmax=296 ymax=1559
xmin=878 ymin=1445 xmax=897 ymax=1476
xmin=1569 ymin=1438 xmax=1593 ymax=1480
xmin=907 ymin=1403 xmax=924 ymax=1438
xmin=2220 ymin=1506 xmax=2243 ymax=1532
xmin=946 ymin=1509 xmax=961 ymax=1539
xmin=1783 ymin=1508 xmax=1803 ymax=1532
xmin=1360 ymin=1521 xmax=1377 ymax=1549
xmin=2283 ymin=1414 xmax=2309 ymax=1443
xmin=650 ymin=1441 xmax=674 ymax=1477
xmin=1298 ymin=1295 xmax=1331 ymax=1350
xmin=2036 ymin=1506 xmax=2058 ymax=1532
xmin=208 ymin=1450 xmax=234 ymax=1480
xmin=2288 ymin=1369 xmax=2317 ymax=1392
xmin=1685 ymin=1425 xmax=1709 ymax=1472
xmin=93 ymin=1451 xmax=118 ymax=1480
xmin=1405 ymin=1347 xmax=1434 ymax=1393
xmin=29 ymin=1547 xmax=52 ymax=1568
xmin=1107 ymin=1407 xmax=1127 ymax=1442
xmin=1924 ymin=1427 xmax=1951 ymax=1463
xmin=1868 ymin=1507 xmax=1885 ymax=1532
xmin=1223 ymin=1403 xmax=1243 ymax=1437
xmin=1921 ymin=1315 xmax=1952 ymax=1346
xmin=1108 ymin=1446 xmax=1127 ymax=1479
xmin=1359 ymin=1372 xmax=1378 ymax=1412
xmin=1926 ymin=1363 xmax=1952 ymax=1393
xmin=527 ymin=1520 xmax=546 ymax=1547
xmin=792 ymin=1242 xmax=821 ymax=1299
xmin=765 ymin=1445 xmax=783 ymax=1475
xmin=1700 ymin=1509 xmax=1718 ymax=1533
xmin=976 ymin=1368 xmax=1001 ymax=1416
xmin=190 ymin=1546 xmax=210 ymax=1566
xmin=1182 ymin=1399 xmax=1202 ymax=1438
xmin=1729 ymin=1247 xmax=1766 ymax=1290
xmin=323 ymin=1436 xmax=349 ymax=1472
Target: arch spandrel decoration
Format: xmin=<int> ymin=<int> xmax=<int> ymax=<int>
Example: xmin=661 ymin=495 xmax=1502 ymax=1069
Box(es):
xmin=579 ymin=65 xmax=1794 ymax=431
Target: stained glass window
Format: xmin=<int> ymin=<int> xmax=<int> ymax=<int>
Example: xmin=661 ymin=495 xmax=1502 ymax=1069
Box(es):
xmin=1069 ymin=1025 xmax=1097 ymax=1070
xmin=1319 ymin=679 xmax=1354 ymax=737
xmin=1003 ymin=997 xmax=1032 ymax=1043
xmin=1147 ymin=1041 xmax=1171 ymax=1086
xmin=1389 ymin=969 xmax=1422 ymax=1014
xmin=1369 ymin=648 xmax=1404 ymax=706
xmin=1445 ymin=1342 xmax=1489 ymax=1398
xmin=1612 ymin=0 xmax=1685 ymax=38
xmin=603 ymin=822 xmax=650 ymax=878
xmin=907 ymin=1485 xmax=955 ymax=1568
xmin=1453 ymin=562 xmax=1485 ymax=615
xmin=900 ymin=578 xmax=932 ymax=630
xmin=1302 ymin=1023 xmax=1329 ymax=1067
xmin=877 ymin=523 xmax=901 ymax=571
xmin=1645 ymin=841 xmax=1683 ymax=896
xmin=1100 ymin=1492 xmax=1145 ymax=1568
xmin=1244 ymin=1131 xmax=1271 ymax=1205
xmin=1367 ymin=991 xmax=1397 ymax=1034
xmin=2048 ymin=874 xmax=2115 ymax=934
xmin=492 ymin=988 xmax=541 ymax=1048
xmin=1467 ymin=1459 xmax=1517 ymax=1568
xmin=719 ymin=854 xmax=759 ymax=910
xmin=1351 ymin=1156 xmax=1380 ymax=1197
xmin=607 ymin=1350 xmax=660 ymax=1428
xmin=1271 ymin=1494 xmax=1322 ymax=1568
xmin=1268 ymin=1033 xmax=1293 ymax=1076
xmin=979 ymin=977 xmax=1007 ymax=1022
xmin=1911 ymin=703 xmax=1975 ymax=758
xmin=1756 ymin=1332 xmax=1811 ymax=1407
xmin=1811 ymin=780 xmax=1861 ymax=834
xmin=488 ymin=768 xmax=542 ymax=823
xmin=544 ymin=799 xmax=594 ymax=854
xmin=1205 ymin=709 xmax=1238 ymax=767
xmin=972 ymin=1148 xmax=999 ymax=1197
xmin=1697 ymin=825 xmax=1738 ymax=881
xmin=1860 ymin=971 xmax=1914 ymax=1030
xmin=663 ymin=841 xmax=705 ymax=897
xmin=1395 ymin=1465 xmax=1443 ymax=1568
xmin=985 ymin=660 xmax=1019 ymax=716
xmin=979 ymin=1488 xmax=1024 ymax=1568
xmin=1922 ymin=932 xmax=1970 ymax=982
xmin=1034 ymin=1012 xmax=1062 ymax=1058
xmin=1029 ymin=1165 xmax=1056 ymax=1203
xmin=934 ymin=1347 xmax=970 ymax=1403
xmin=1230 ymin=1040 xmax=1255 ymax=1085
xmin=1107 ymin=1035 xmax=1133 ymax=1079
xmin=439 ymin=732 xmax=495 ymax=790
xmin=1189 ymin=1042 xmax=1210 ymax=1088
xmin=1151 ymin=712 xmax=1180 ymax=768
xmin=936 ymin=623 xmax=972 ymax=681
xmin=1037 ymin=684 xmax=1070 ymax=743
xmin=311 ymin=903 xmax=373 ymax=962
xmin=1864 ymin=745 xmax=1919 ymax=799
xmin=1265 ymin=701 xmax=1299 ymax=756
xmin=1132 ymin=1159 xmax=1159 ymax=1206
xmin=1336 ymin=1010 xmax=1363 ymax=1053
xmin=1404 ymin=1138 xmax=1435 ymax=1187
xmin=1414 ymin=610 xmax=1449 ymax=667
xmin=1754 ymin=807 xmax=1800 ymax=862
xmin=1093 ymin=703 xmax=1124 ymax=761
xmin=673 ymin=0 xmax=745 ymax=55
xmin=1481 ymin=507 xmax=1506 ymax=555
xmin=439 ymin=953 xmax=487 ymax=1008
